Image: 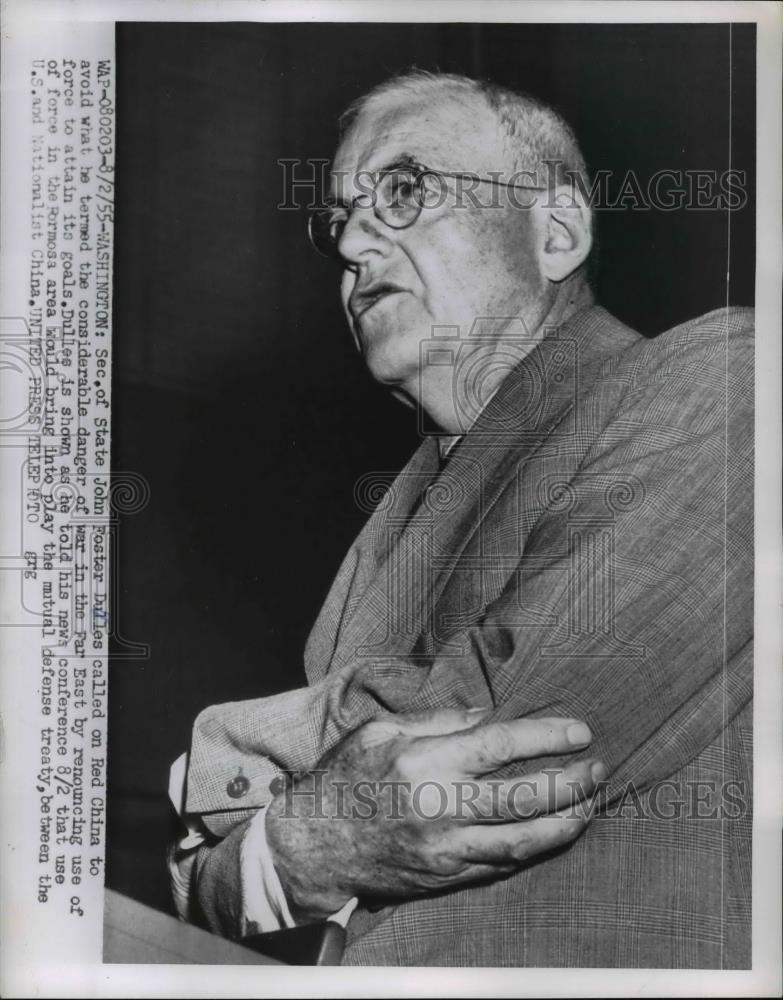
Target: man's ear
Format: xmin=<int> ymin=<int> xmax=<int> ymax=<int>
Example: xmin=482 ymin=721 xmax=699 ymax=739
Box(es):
xmin=536 ymin=184 xmax=592 ymax=283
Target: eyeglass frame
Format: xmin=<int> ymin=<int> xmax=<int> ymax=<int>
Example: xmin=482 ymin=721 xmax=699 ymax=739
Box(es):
xmin=307 ymin=159 xmax=550 ymax=260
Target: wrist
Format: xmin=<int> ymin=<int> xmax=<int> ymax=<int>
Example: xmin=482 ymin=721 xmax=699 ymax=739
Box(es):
xmin=265 ymin=788 xmax=353 ymax=922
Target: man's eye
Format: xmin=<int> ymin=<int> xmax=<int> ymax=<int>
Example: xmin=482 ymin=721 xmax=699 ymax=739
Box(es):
xmin=391 ymin=180 xmax=416 ymax=203
xmin=384 ymin=172 xmax=419 ymax=208
xmin=419 ymin=173 xmax=445 ymax=207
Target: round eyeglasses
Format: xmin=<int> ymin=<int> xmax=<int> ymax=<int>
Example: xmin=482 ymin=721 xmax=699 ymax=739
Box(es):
xmin=307 ymin=161 xmax=548 ymax=260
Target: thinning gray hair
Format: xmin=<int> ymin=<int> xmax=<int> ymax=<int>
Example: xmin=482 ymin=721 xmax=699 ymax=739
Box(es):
xmin=339 ymin=70 xmax=589 ymax=187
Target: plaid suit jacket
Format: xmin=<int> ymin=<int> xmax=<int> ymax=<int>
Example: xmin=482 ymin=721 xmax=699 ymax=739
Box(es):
xmin=183 ymin=304 xmax=753 ymax=967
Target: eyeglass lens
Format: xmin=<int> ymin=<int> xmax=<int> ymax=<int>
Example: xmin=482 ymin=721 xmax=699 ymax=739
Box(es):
xmin=309 ymin=166 xmax=434 ymax=258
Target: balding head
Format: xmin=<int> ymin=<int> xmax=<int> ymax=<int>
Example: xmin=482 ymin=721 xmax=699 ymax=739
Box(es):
xmin=339 ymin=70 xmax=589 ymax=191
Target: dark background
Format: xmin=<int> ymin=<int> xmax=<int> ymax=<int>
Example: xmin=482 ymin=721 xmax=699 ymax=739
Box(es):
xmin=107 ymin=22 xmax=756 ymax=913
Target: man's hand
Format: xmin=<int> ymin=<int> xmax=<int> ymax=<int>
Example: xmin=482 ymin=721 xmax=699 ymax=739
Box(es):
xmin=265 ymin=708 xmax=606 ymax=922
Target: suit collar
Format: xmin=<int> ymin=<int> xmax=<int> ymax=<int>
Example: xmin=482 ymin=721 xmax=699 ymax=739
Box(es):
xmin=444 ymin=303 xmax=640 ymax=457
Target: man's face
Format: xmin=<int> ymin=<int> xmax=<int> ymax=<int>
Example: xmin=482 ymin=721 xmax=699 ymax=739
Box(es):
xmin=331 ymin=99 xmax=544 ymax=404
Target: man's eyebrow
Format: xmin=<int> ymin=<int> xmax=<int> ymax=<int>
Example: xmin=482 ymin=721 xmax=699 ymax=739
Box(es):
xmin=329 ymin=154 xmax=421 ymax=209
xmin=332 ymin=153 xmax=419 ymax=191
xmin=376 ymin=153 xmax=419 ymax=172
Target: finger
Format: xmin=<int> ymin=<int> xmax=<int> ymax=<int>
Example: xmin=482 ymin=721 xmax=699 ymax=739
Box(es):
xmin=371 ymin=706 xmax=492 ymax=740
xmin=450 ymin=759 xmax=606 ymax=823
xmin=450 ymin=806 xmax=594 ymax=866
xmin=425 ymin=716 xmax=593 ymax=776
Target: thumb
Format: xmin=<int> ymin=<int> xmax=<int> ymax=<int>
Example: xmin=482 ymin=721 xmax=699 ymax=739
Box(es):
xmin=373 ymin=706 xmax=492 ymax=739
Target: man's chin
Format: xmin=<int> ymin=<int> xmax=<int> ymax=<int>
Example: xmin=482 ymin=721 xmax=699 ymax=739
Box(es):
xmin=361 ymin=343 xmax=419 ymax=391
xmin=356 ymin=323 xmax=422 ymax=386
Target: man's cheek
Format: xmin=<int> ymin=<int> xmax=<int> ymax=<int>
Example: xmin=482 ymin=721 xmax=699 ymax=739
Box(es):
xmin=418 ymin=254 xmax=474 ymax=324
xmin=423 ymin=283 xmax=472 ymax=329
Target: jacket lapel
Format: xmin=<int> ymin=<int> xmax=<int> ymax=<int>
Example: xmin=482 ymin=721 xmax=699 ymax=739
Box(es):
xmin=303 ymin=436 xmax=441 ymax=682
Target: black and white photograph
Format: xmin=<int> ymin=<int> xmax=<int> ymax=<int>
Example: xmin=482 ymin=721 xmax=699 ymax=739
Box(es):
xmin=1 ymin=1 xmax=780 ymax=994
xmin=108 ymin=13 xmax=759 ymax=968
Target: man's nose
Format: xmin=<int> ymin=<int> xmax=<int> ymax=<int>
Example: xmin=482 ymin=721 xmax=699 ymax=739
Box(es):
xmin=337 ymin=201 xmax=394 ymax=265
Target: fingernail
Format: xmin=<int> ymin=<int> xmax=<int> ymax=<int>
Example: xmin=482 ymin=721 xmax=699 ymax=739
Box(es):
xmin=566 ymin=722 xmax=592 ymax=746
xmin=591 ymin=761 xmax=607 ymax=782
xmin=466 ymin=707 xmax=489 ymax=714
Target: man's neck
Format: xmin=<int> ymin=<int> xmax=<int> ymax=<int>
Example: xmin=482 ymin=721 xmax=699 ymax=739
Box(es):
xmin=419 ymin=281 xmax=595 ymax=437
xmin=539 ymin=278 xmax=595 ymax=334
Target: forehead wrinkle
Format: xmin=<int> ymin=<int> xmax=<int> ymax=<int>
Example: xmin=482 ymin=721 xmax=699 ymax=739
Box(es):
xmin=331 ymin=132 xmax=438 ymax=201
xmin=331 ymin=103 xmax=504 ymax=201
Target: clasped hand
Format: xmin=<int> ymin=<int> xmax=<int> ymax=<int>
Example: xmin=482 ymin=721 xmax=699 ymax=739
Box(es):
xmin=265 ymin=708 xmax=606 ymax=922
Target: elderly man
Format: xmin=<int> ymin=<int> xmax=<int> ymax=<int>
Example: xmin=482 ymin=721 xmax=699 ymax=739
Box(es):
xmin=170 ymin=72 xmax=752 ymax=967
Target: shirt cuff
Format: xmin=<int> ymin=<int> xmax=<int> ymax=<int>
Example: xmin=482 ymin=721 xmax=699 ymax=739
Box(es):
xmin=169 ymin=751 xmax=358 ymax=934
xmin=241 ymin=803 xmax=358 ymax=934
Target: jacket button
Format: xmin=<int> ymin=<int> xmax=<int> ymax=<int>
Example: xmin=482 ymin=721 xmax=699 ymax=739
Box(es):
xmin=226 ymin=769 xmax=250 ymax=798
xmin=269 ymin=775 xmax=287 ymax=796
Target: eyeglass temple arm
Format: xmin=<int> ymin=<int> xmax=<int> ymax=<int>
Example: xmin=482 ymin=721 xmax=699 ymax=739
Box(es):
xmin=436 ymin=169 xmax=549 ymax=192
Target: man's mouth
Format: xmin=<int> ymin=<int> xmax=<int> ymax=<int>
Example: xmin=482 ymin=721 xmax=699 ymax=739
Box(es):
xmin=350 ymin=281 xmax=406 ymax=320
